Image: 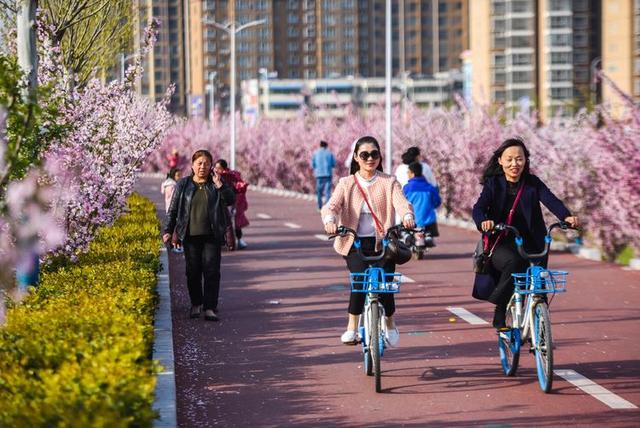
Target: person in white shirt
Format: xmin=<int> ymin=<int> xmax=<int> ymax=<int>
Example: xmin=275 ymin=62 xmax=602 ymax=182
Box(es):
xmin=394 ymin=146 xmax=437 ymax=187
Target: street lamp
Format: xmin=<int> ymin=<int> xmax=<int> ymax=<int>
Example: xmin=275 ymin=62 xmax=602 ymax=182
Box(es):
xmin=590 ymin=57 xmax=602 ymax=107
xmin=203 ymin=18 xmax=266 ymax=170
xmin=258 ymin=67 xmax=268 ymax=118
xmin=208 ymin=71 xmax=217 ymax=121
xmin=385 ymin=0 xmax=392 ymax=173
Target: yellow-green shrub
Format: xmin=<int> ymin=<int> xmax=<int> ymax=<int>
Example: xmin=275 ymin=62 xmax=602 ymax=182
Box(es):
xmin=0 ymin=193 xmax=161 ymax=427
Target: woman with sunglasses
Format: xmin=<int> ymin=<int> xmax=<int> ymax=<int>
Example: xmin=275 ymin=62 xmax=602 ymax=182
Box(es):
xmin=322 ymin=136 xmax=415 ymax=347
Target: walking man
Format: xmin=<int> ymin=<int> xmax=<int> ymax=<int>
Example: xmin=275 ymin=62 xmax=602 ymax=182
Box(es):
xmin=311 ymin=140 xmax=336 ymax=210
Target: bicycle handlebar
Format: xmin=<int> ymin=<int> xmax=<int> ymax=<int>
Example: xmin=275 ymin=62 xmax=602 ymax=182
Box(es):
xmin=328 ymin=225 xmax=406 ymax=262
xmin=492 ymin=221 xmax=580 ymax=260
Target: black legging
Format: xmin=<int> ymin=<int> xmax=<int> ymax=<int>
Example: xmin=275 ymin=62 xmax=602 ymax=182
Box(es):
xmin=183 ymin=235 xmax=222 ymax=310
xmin=489 ymin=239 xmax=547 ymax=307
xmin=343 ymin=237 xmax=397 ymax=316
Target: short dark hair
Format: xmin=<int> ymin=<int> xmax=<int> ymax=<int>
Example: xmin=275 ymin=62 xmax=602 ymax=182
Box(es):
xmin=216 ymin=159 xmax=228 ymax=169
xmin=320 ymin=140 xmax=328 ymax=148
xmin=408 ymin=161 xmax=423 ymax=177
xmin=167 ymin=167 xmax=179 ymax=180
xmin=401 ymin=146 xmax=420 ymax=165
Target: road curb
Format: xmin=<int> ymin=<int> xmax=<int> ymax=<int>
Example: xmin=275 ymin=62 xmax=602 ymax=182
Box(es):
xmin=153 ymin=247 xmax=177 ymax=428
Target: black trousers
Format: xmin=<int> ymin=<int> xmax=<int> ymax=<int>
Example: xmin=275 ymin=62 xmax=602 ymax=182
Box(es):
xmin=344 ymin=237 xmax=396 ymax=316
xmin=488 ymin=240 xmax=546 ymax=306
xmin=183 ymin=235 xmax=222 ymax=310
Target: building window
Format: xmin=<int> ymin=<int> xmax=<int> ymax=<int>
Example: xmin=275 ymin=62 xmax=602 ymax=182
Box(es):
xmin=548 ymin=0 xmax=571 ymax=12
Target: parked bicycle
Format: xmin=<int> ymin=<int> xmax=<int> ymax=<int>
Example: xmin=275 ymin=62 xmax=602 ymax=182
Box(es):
xmin=492 ymin=221 xmax=579 ymax=392
xmin=330 ymin=225 xmax=405 ymax=393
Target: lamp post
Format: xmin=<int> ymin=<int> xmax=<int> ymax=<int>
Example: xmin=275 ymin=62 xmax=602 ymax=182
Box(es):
xmin=384 ymin=0 xmax=392 ymax=173
xmin=208 ymin=71 xmax=217 ymax=121
xmin=258 ymin=67 xmax=268 ymax=118
xmin=204 ymin=18 xmax=266 ymax=170
xmin=590 ymin=57 xmax=602 ymax=107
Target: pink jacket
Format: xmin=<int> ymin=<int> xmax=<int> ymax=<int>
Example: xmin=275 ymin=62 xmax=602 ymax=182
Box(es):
xmin=321 ymin=172 xmax=414 ymax=256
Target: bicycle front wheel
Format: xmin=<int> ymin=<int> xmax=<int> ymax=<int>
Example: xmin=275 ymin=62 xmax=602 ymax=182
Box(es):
xmin=498 ymin=302 xmax=520 ymax=376
xmin=533 ymin=302 xmax=553 ymax=392
xmin=370 ymin=302 xmax=382 ymax=393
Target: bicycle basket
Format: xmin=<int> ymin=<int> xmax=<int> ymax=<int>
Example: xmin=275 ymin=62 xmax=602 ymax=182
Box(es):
xmin=350 ymin=267 xmax=402 ymax=294
xmin=512 ymin=268 xmax=568 ymax=295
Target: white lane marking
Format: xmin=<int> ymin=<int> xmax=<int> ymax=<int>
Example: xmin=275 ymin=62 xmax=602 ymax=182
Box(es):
xmin=446 ymin=307 xmax=489 ymax=325
xmin=314 ymin=234 xmax=330 ymax=241
xmin=400 ymin=275 xmax=415 ymax=283
xmin=256 ymin=213 xmax=272 ymax=219
xmin=554 ymin=369 xmax=638 ymax=409
xmin=283 ymin=222 xmax=302 ymax=229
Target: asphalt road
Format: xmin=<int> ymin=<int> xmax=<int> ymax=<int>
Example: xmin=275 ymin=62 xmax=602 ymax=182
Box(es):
xmin=137 ymin=177 xmax=640 ymax=428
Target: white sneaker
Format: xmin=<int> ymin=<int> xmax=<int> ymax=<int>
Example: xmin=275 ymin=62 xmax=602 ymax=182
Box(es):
xmin=385 ymin=326 xmax=400 ymax=348
xmin=340 ymin=330 xmax=359 ymax=345
xmin=237 ymin=239 xmax=248 ymax=249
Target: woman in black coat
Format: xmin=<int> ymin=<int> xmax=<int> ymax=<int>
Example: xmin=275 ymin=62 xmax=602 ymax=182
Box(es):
xmin=163 ymin=149 xmax=236 ymax=321
xmin=472 ymin=138 xmax=579 ymax=329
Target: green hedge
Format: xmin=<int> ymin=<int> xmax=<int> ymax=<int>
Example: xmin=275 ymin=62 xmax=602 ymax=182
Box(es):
xmin=0 ymin=194 xmax=161 ymax=427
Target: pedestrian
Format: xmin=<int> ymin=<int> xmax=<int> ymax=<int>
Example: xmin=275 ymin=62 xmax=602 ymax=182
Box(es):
xmin=163 ymin=149 xmax=236 ymax=321
xmin=321 ymin=136 xmax=415 ymax=347
xmin=161 ymin=168 xmax=181 ymax=213
xmin=311 ymin=140 xmax=336 ymax=210
xmin=403 ymin=162 xmax=441 ymax=244
xmin=394 ymin=146 xmax=437 ymax=187
xmin=214 ymin=159 xmax=250 ymax=249
xmin=161 ymin=168 xmax=183 ymax=252
xmin=166 ymin=148 xmax=180 ymax=169
xmin=472 ymin=138 xmax=579 ymax=329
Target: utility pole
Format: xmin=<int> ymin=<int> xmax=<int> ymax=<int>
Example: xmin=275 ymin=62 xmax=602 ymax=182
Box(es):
xmin=16 ymin=0 xmax=38 ymax=99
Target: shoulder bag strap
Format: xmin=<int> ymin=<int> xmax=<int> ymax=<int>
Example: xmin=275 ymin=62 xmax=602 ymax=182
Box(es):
xmin=487 ymin=181 xmax=525 ymax=256
xmin=354 ymin=176 xmax=384 ymax=235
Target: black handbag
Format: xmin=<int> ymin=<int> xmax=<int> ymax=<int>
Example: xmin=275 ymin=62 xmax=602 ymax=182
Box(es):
xmin=386 ymin=228 xmax=412 ymax=265
xmin=471 ymin=234 xmax=498 ymax=300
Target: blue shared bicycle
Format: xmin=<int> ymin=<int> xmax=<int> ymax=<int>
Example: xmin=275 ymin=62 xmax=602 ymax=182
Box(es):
xmin=330 ymin=225 xmax=404 ymax=393
xmin=492 ymin=221 xmax=579 ymax=393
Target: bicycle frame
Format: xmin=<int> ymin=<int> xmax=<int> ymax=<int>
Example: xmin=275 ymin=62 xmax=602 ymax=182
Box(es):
xmin=507 ymin=266 xmax=549 ymax=352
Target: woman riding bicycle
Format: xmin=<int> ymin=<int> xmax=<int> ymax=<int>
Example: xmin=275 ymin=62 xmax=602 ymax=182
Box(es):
xmin=472 ymin=138 xmax=578 ymax=329
xmin=322 ymin=136 xmax=415 ymax=347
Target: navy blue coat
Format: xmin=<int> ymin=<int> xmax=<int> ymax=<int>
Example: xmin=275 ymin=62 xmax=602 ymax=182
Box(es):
xmin=472 ymin=174 xmax=571 ymax=253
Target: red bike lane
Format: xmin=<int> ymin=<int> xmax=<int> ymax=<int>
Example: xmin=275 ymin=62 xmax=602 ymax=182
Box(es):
xmin=137 ymin=178 xmax=640 ymax=427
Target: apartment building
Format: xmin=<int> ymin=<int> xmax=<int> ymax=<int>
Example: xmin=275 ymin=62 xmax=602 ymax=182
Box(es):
xmin=188 ymin=0 xmax=468 ymax=117
xmin=470 ymin=0 xmax=600 ymax=119
xmin=602 ymin=0 xmax=640 ymax=115
xmin=135 ymin=0 xmax=187 ymax=114
xmin=241 ymin=73 xmax=463 ymax=119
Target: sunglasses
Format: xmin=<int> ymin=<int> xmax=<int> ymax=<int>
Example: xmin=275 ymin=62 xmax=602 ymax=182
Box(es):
xmin=358 ymin=150 xmax=381 ymax=161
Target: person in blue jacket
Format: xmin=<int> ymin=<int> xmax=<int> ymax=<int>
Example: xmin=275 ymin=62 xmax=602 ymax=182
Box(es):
xmin=403 ymin=162 xmax=441 ymax=243
xmin=311 ymin=140 xmax=336 ymax=210
xmin=472 ymin=138 xmax=579 ymax=329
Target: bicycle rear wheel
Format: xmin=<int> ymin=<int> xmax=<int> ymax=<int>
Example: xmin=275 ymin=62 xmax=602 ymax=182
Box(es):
xmin=533 ymin=302 xmax=553 ymax=392
xmin=370 ymin=302 xmax=382 ymax=393
xmin=498 ymin=302 xmax=520 ymax=376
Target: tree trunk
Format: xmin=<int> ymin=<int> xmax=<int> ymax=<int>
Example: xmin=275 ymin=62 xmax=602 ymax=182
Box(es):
xmin=16 ymin=0 xmax=38 ymax=99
